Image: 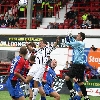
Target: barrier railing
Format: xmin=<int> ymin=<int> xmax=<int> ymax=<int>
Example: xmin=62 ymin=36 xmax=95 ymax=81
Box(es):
xmin=0 ymin=3 xmax=60 ymax=18
xmin=24 ymin=4 xmax=60 ymax=18
xmin=0 ymin=62 xmax=68 ymax=78
xmin=0 ymin=62 xmax=10 ymax=75
xmin=0 ymin=4 xmax=13 ymax=14
xmin=0 ymin=0 xmax=69 ymax=18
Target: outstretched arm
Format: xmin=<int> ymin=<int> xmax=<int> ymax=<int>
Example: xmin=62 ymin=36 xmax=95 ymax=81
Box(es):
xmin=24 ymin=75 xmax=33 ymax=84
xmin=53 ymin=36 xmax=59 ymax=48
xmin=66 ymin=33 xmax=76 ymax=43
xmin=66 ymin=41 xmax=80 ymax=48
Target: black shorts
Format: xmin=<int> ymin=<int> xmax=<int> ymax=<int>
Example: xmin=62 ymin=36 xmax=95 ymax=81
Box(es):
xmin=66 ymin=64 xmax=86 ymax=82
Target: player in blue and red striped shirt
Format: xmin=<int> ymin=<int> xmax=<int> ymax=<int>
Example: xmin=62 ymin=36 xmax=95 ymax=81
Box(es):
xmin=6 ymin=46 xmax=28 ymax=100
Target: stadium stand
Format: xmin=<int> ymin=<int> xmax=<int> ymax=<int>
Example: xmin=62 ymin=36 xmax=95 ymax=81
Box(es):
xmin=0 ymin=0 xmax=99 ymax=29
xmin=0 ymin=62 xmax=10 ymax=75
xmin=46 ymin=0 xmax=100 ymax=29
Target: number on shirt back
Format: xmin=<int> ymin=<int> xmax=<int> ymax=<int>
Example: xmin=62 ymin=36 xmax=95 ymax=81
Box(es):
xmin=35 ymin=46 xmax=55 ymax=65
xmin=10 ymin=58 xmax=18 ymax=73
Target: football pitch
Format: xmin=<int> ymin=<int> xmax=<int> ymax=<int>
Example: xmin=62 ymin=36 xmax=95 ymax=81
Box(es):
xmin=0 ymin=91 xmax=100 ymax=100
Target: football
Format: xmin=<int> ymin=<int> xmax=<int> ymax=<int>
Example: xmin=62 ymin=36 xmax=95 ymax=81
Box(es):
xmin=19 ymin=0 xmax=27 ymax=6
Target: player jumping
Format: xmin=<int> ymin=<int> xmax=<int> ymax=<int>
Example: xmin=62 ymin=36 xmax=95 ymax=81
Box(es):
xmin=24 ymin=37 xmax=59 ymax=100
xmin=65 ymin=32 xmax=90 ymax=100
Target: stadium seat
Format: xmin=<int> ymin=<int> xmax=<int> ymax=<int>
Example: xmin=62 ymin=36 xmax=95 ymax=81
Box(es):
xmin=58 ymin=24 xmax=63 ymax=29
xmin=0 ymin=63 xmax=10 ymax=75
xmin=64 ymin=25 xmax=69 ymax=29
xmin=10 ymin=1 xmax=14 ymax=4
xmin=21 ymin=25 xmax=26 ymax=29
xmin=95 ymin=8 xmax=99 ymax=12
xmin=24 ymin=19 xmax=27 ymax=24
xmin=6 ymin=1 xmax=10 ymax=5
xmin=85 ymin=8 xmax=90 ymax=12
xmin=64 ymin=21 xmax=69 ymax=26
xmin=64 ymin=20 xmax=69 ymax=26
xmin=32 ymin=25 xmax=37 ymax=29
xmin=98 ymin=16 xmax=100 ymax=19
xmin=19 ymin=19 xmax=24 ymax=24
xmin=0 ymin=72 xmax=9 ymax=75
xmin=32 ymin=19 xmax=36 ymax=24
xmin=78 ymin=20 xmax=83 ymax=25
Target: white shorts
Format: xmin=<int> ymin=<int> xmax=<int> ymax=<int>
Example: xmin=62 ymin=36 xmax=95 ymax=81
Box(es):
xmin=27 ymin=64 xmax=45 ymax=82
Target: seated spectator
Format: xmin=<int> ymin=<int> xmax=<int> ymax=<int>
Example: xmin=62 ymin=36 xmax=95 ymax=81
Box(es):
xmin=92 ymin=15 xmax=99 ymax=28
xmin=8 ymin=14 xmax=14 ymax=23
xmin=72 ymin=22 xmax=80 ymax=29
xmin=36 ymin=11 xmax=43 ymax=25
xmin=82 ymin=12 xmax=88 ymax=21
xmin=85 ymin=66 xmax=92 ymax=79
xmin=91 ymin=66 xmax=99 ymax=79
xmin=0 ymin=17 xmax=5 ymax=26
xmin=8 ymin=23 xmax=13 ymax=28
xmin=80 ymin=20 xmax=88 ymax=29
xmin=97 ymin=67 xmax=100 ymax=79
xmin=14 ymin=22 xmax=20 ymax=29
xmin=86 ymin=17 xmax=90 ymax=25
xmin=87 ymin=12 xmax=93 ymax=21
xmin=65 ymin=8 xmax=74 ymax=19
xmin=70 ymin=16 xmax=78 ymax=27
xmin=4 ymin=16 xmax=10 ymax=27
xmin=53 ymin=22 xmax=58 ymax=29
xmin=87 ymin=21 xmax=94 ymax=29
xmin=72 ymin=9 xmax=78 ymax=18
xmin=1 ymin=23 xmax=6 ymax=28
xmin=11 ymin=16 xmax=18 ymax=26
xmin=47 ymin=22 xmax=53 ymax=29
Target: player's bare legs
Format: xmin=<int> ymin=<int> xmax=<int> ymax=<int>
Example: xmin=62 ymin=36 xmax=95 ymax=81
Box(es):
xmin=15 ymin=96 xmax=25 ymax=100
xmin=38 ymin=86 xmax=46 ymax=99
xmin=29 ymin=88 xmax=33 ymax=100
xmin=50 ymin=91 xmax=60 ymax=100
xmin=32 ymin=80 xmax=39 ymax=100
xmin=11 ymin=97 xmax=15 ymax=100
xmin=28 ymin=86 xmax=46 ymax=100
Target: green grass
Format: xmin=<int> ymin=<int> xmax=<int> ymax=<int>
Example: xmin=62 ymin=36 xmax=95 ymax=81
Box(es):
xmin=0 ymin=91 xmax=99 ymax=100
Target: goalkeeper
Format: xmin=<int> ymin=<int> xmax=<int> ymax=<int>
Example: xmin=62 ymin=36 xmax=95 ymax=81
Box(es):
xmin=65 ymin=32 xmax=90 ymax=100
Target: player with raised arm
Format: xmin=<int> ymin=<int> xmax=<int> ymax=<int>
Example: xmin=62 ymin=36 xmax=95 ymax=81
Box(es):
xmin=65 ymin=32 xmax=90 ymax=100
xmin=25 ymin=42 xmax=47 ymax=100
xmin=6 ymin=46 xmax=28 ymax=100
xmin=24 ymin=37 xmax=59 ymax=100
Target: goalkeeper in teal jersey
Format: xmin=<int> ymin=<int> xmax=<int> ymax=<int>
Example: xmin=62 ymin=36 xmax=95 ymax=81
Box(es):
xmin=65 ymin=32 xmax=90 ymax=100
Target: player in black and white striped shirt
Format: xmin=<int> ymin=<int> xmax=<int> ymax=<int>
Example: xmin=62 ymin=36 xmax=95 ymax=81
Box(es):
xmin=24 ymin=37 xmax=59 ymax=100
